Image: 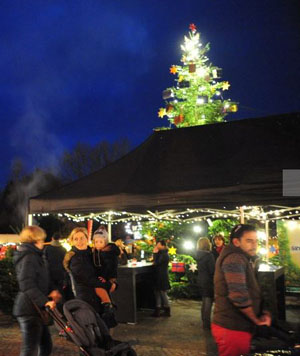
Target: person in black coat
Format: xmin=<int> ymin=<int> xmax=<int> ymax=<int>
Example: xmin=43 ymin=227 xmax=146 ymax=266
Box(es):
xmin=44 ymin=232 xmax=66 ymax=294
xmin=63 ymin=227 xmax=117 ymax=328
xmin=195 ymin=237 xmax=216 ymax=329
xmin=13 ymin=226 xmax=61 ymax=356
xmin=152 ymin=240 xmax=171 ymax=317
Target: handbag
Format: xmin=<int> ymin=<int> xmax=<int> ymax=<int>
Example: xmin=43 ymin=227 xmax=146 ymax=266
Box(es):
xmin=25 ymin=292 xmax=52 ymax=326
xmin=32 ymin=301 xmax=53 ymax=326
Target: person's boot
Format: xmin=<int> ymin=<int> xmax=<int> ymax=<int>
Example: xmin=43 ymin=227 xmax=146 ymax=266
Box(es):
xmin=151 ymin=307 xmax=161 ymax=317
xmin=161 ymin=307 xmax=171 ymax=317
xmin=201 ymin=297 xmax=212 ymax=330
xmin=101 ymin=303 xmax=118 ymax=329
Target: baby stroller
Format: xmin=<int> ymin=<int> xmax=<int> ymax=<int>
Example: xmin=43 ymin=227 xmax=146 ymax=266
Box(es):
xmin=246 ymin=325 xmax=300 ymax=356
xmin=48 ymin=299 xmax=137 ymax=356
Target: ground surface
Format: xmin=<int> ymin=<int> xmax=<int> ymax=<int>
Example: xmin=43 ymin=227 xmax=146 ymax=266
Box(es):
xmin=1 ymin=298 xmax=299 ymax=356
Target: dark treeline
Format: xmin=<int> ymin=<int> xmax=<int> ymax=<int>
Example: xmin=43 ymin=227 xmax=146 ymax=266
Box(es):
xmin=0 ymin=138 xmax=131 ymax=233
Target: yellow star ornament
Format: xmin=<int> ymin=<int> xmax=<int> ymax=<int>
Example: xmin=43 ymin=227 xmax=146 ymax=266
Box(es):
xmin=158 ymin=108 xmax=166 ymax=118
xmin=222 ymin=81 xmax=230 ymax=91
xmin=168 ymin=246 xmax=177 ymax=255
xmin=170 ymin=65 xmax=178 ymax=75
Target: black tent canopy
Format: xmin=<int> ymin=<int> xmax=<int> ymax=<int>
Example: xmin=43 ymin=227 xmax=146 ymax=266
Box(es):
xmin=29 ymin=113 xmax=300 ymax=215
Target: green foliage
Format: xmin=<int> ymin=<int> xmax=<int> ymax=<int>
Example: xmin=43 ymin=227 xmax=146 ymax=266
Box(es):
xmin=0 ymin=247 xmax=18 ymax=314
xmin=274 ymin=221 xmax=300 ymax=287
xmin=159 ymin=25 xmax=237 ymax=128
xmin=208 ymin=218 xmax=239 ymax=243
xmin=140 ymin=221 xmax=186 ymax=248
xmin=168 ymin=281 xmax=199 ymax=299
xmin=168 ymin=254 xmax=199 ymax=299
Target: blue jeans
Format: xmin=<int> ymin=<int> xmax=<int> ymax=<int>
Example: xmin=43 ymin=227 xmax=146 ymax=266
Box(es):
xmin=154 ymin=290 xmax=170 ymax=308
xmin=17 ymin=316 xmax=52 ymax=356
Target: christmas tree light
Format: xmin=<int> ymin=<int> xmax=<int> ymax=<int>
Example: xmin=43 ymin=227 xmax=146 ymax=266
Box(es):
xmin=158 ymin=24 xmax=238 ymax=128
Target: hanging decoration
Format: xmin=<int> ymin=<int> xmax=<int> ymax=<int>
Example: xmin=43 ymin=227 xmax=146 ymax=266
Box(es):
xmin=168 ymin=246 xmax=177 ymax=255
xmin=189 ymin=263 xmax=198 ymax=272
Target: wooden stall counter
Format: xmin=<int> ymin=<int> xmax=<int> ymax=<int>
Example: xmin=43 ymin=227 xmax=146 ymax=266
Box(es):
xmin=258 ymin=264 xmax=285 ymax=321
xmin=113 ymin=262 xmax=155 ymax=324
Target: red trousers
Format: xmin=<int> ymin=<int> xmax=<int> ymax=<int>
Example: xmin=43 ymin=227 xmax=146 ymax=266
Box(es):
xmin=211 ymin=323 xmax=252 ymax=356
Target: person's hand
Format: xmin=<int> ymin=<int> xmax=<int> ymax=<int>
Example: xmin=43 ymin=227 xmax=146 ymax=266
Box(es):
xmin=48 ymin=290 xmax=62 ymax=303
xmin=110 ymin=282 xmax=116 ymax=293
xmin=255 ymin=315 xmax=271 ymax=326
xmin=260 ymin=313 xmax=272 ymax=326
xmin=153 ymin=246 xmax=159 ymax=253
xmin=45 ymin=300 xmax=56 ymax=310
xmin=98 ymin=276 xmax=106 ymax=283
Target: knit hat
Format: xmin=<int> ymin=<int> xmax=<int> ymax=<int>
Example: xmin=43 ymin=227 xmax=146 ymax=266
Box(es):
xmin=93 ymin=226 xmax=108 ymax=242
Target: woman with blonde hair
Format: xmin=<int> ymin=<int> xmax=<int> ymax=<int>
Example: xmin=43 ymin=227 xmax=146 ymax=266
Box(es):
xmin=195 ymin=237 xmax=215 ymax=330
xmin=13 ymin=225 xmax=61 ymax=356
xmin=63 ymin=227 xmax=117 ymax=328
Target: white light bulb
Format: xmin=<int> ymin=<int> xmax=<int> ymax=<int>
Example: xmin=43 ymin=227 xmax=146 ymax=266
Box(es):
xmin=193 ymin=225 xmax=202 ymax=233
xmin=183 ymin=240 xmax=194 ymax=250
xmin=259 ymin=247 xmax=267 ymax=255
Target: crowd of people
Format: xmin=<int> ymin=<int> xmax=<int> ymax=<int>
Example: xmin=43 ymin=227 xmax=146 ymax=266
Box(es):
xmin=12 ymin=223 xmax=270 ymax=356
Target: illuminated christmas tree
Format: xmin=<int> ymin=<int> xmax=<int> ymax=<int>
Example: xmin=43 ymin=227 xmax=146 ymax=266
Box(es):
xmin=158 ymin=24 xmax=238 ymax=127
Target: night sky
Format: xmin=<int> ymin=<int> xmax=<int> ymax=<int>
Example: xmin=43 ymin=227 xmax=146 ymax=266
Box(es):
xmin=1 ymin=0 xmax=300 ymax=187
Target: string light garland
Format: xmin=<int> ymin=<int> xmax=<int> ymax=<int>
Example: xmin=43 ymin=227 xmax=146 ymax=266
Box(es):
xmin=31 ymin=205 xmax=300 ymax=225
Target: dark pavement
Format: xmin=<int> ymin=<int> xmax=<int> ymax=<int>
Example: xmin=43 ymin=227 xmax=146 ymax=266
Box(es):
xmin=1 ymin=298 xmax=299 ymax=356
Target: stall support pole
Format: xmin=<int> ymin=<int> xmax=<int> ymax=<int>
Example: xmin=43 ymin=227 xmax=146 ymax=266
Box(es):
xmin=28 ymin=214 xmax=33 ymax=226
xmin=108 ymin=212 xmax=112 ymax=242
xmin=265 ymin=220 xmax=269 ymax=263
xmin=239 ymin=206 xmax=245 ymax=224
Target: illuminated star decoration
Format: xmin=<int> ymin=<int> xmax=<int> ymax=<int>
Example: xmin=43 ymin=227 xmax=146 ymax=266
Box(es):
xmin=189 ymin=263 xmax=198 ymax=272
xmin=158 ymin=108 xmax=166 ymax=118
xmin=168 ymin=246 xmax=177 ymax=255
xmin=222 ymin=81 xmax=230 ymax=90
xmin=170 ymin=65 xmax=178 ymax=74
xmin=189 ymin=23 xmax=197 ymax=33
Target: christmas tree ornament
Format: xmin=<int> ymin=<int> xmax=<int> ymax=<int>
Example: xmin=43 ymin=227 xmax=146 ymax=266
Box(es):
xmin=173 ymin=114 xmax=184 ymax=126
xmin=212 ymin=68 xmax=222 ymax=79
xmin=171 ymin=262 xmax=185 ymax=273
xmin=178 ymin=80 xmax=190 ymax=88
xmin=168 ymin=246 xmax=177 ymax=255
xmin=158 ymin=108 xmax=166 ymax=118
xmin=222 ymin=81 xmax=230 ymax=90
xmin=170 ymin=65 xmax=177 ymax=74
xmin=189 ymin=23 xmax=197 ymax=33
xmin=229 ymin=104 xmax=238 ymax=112
xmin=196 ymin=67 xmax=207 ymax=77
xmin=162 ymin=89 xmax=173 ymax=99
xmin=189 ymin=263 xmax=198 ymax=272
xmin=197 ymin=96 xmax=208 ymax=105
xmin=189 ymin=63 xmax=196 ymax=73
xmin=166 ymin=104 xmax=174 ymax=113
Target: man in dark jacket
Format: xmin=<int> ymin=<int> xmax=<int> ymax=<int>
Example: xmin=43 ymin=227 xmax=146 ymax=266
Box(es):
xmin=44 ymin=232 xmax=66 ymax=294
xmin=212 ymin=224 xmax=271 ymax=356
xmin=152 ymin=240 xmax=171 ymax=317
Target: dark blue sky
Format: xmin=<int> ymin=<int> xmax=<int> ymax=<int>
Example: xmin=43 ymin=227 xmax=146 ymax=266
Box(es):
xmin=1 ymin=0 xmax=300 ymax=186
